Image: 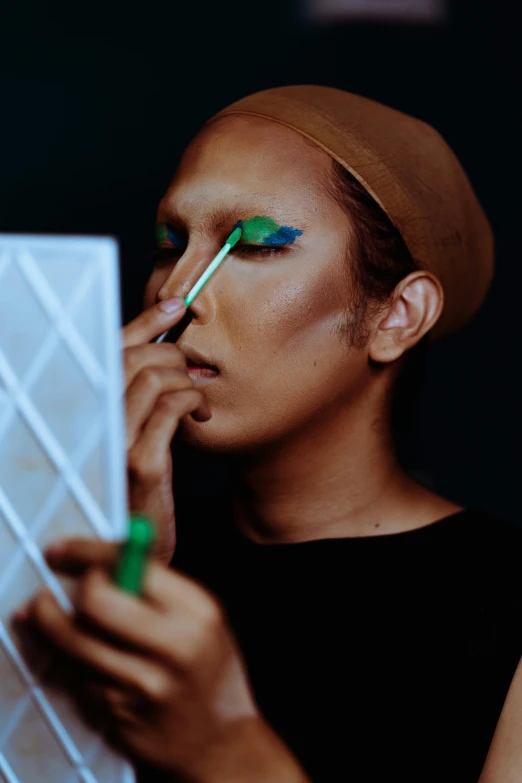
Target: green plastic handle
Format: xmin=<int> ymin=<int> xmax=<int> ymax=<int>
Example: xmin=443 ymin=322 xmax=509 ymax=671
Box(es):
xmin=113 ymin=515 xmax=156 ymax=595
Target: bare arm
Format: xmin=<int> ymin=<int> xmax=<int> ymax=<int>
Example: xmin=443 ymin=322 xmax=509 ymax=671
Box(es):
xmin=188 ymin=716 xmax=312 ymax=783
xmin=479 ymin=658 xmax=522 ymax=782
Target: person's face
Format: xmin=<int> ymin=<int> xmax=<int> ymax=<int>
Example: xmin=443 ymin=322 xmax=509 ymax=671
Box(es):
xmin=144 ymin=116 xmax=371 ymax=454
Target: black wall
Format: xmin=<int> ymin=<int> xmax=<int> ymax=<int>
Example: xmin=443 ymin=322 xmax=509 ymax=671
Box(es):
xmin=2 ymin=0 xmax=520 ymax=521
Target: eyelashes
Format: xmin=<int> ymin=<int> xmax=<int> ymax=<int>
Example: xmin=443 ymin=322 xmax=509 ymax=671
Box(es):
xmin=235 ymin=244 xmax=284 ymax=257
xmin=151 ymin=244 xmax=285 ymax=267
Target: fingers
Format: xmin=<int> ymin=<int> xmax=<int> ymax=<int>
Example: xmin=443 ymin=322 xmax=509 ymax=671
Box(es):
xmin=28 ymin=590 xmax=173 ymax=701
xmin=123 ymin=299 xmax=186 ymax=348
xmin=141 ymin=560 xmax=218 ymax=614
xmin=125 ymin=366 xmax=196 ymax=449
xmin=123 ymin=342 xmax=187 ymax=389
xmin=82 ymin=681 xmax=138 ymax=727
xmin=37 ymin=554 xmax=222 ymax=670
xmin=127 ymin=389 xmax=210 ymax=485
xmin=46 ymin=541 xmax=219 ymax=621
xmin=46 ymin=538 xmax=119 ymax=574
xmin=69 ymin=567 xmax=215 ymax=666
xmin=74 ymin=570 xmax=168 ymax=647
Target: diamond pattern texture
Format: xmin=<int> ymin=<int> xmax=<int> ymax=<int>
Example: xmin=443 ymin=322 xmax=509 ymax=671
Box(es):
xmin=0 ymin=237 xmax=134 ymax=782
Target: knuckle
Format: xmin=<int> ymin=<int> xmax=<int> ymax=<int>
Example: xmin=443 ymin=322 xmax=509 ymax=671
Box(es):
xmin=155 ymin=394 xmax=180 ymax=416
xmin=138 ymin=366 xmax=162 ymax=391
xmin=138 ymin=670 xmax=172 ymax=703
xmin=158 ymin=386 xmax=196 ymax=412
xmin=184 ymin=594 xmax=225 ymax=648
xmin=127 ymin=448 xmax=162 ymax=484
xmin=163 ymin=600 xmax=224 ymax=672
xmin=166 ymin=633 xmax=201 ymax=672
xmin=199 ymin=597 xmax=225 ymax=634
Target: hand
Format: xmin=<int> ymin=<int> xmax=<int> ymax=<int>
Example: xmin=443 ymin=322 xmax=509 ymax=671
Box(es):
xmin=25 ymin=538 xmax=264 ymax=782
xmin=123 ymin=298 xmax=211 ymax=563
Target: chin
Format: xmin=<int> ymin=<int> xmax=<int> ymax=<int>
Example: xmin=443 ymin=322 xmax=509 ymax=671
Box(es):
xmin=178 ymin=416 xmax=275 ymax=457
xmin=178 ymin=417 xmax=244 ymax=455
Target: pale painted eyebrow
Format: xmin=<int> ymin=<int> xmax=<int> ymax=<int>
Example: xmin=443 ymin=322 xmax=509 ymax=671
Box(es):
xmin=158 ymin=198 xmax=309 ymax=237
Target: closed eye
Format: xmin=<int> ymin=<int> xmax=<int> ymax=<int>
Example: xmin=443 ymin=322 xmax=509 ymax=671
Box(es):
xmin=151 ymin=243 xmax=286 ymax=268
xmin=235 ymin=244 xmax=287 ymax=257
xmin=150 ymin=247 xmax=184 ymax=267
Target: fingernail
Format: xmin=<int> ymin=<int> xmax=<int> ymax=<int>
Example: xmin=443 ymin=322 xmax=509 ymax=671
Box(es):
xmin=45 ymin=541 xmax=65 ymax=561
xmin=159 ymin=297 xmax=185 ymax=314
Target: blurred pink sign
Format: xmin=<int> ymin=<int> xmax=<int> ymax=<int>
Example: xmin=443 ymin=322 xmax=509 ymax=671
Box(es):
xmin=307 ymin=0 xmax=447 ymax=22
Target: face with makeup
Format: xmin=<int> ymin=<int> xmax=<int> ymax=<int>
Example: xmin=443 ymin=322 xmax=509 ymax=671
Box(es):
xmin=143 ymin=116 xmax=376 ymax=454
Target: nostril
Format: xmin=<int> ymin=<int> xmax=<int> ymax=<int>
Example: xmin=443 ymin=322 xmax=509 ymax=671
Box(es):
xmin=163 ymin=310 xmax=194 ymax=343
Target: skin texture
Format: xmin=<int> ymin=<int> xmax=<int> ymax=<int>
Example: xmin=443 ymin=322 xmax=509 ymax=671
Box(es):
xmin=23 ymin=539 xmax=309 ymax=783
xmin=24 ymin=115 xmax=464 ymax=780
xmin=479 ymin=657 xmax=522 ymax=782
xmin=123 ymin=298 xmax=210 ymax=562
xmin=146 ymin=115 xmax=458 ymax=542
xmin=147 ymin=117 xmax=363 ymax=458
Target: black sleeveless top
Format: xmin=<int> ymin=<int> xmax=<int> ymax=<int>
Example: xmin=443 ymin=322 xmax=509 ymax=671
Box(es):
xmin=141 ymin=505 xmax=522 ymax=782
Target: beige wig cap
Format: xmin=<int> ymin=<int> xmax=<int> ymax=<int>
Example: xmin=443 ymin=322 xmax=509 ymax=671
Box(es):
xmin=211 ymin=85 xmax=494 ymax=340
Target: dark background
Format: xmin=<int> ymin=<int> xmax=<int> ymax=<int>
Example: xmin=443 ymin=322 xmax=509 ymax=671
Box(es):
xmin=1 ymin=0 xmax=520 ymax=522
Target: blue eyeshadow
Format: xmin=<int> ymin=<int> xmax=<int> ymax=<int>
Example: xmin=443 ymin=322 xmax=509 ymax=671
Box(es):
xmin=166 ymin=226 xmax=185 ymax=247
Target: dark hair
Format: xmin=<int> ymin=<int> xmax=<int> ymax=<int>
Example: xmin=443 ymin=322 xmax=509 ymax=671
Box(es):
xmin=328 ymin=161 xmax=429 ymax=457
xmin=327 ymin=160 xmax=421 ymax=348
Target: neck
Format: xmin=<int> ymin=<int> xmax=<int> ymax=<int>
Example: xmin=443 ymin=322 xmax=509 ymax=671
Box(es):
xmin=231 ymin=391 xmax=453 ymax=544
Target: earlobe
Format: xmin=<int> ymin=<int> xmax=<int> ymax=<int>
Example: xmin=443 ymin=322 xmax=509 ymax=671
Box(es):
xmin=368 ymin=272 xmax=444 ymax=364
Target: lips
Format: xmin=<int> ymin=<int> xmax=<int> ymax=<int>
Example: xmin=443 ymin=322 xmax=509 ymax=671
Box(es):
xmin=183 ymin=349 xmax=219 ymax=374
xmin=187 ymin=359 xmax=218 ymax=374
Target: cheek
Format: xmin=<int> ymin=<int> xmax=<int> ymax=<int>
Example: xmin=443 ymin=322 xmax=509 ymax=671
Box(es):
xmin=180 ymin=257 xmax=362 ymax=451
xmin=223 ymin=261 xmax=348 ymax=365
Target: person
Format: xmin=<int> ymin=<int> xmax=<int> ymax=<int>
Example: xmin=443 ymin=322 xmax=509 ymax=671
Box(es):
xmin=479 ymin=657 xmax=522 ymax=782
xmin=20 ymin=86 xmax=521 ymax=782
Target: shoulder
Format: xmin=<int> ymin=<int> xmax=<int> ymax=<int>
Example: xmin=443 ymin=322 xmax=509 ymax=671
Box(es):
xmin=437 ymin=507 xmax=521 ymax=548
xmin=445 ymin=508 xmax=521 ymax=573
xmin=455 ymin=509 xmax=522 ymax=621
xmin=456 ymin=508 xmax=522 ymax=555
xmin=418 ymin=508 xmax=522 ymax=612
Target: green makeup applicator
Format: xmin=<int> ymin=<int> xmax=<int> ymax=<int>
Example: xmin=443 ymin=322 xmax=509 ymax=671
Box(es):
xmin=155 ymin=225 xmax=242 ymax=343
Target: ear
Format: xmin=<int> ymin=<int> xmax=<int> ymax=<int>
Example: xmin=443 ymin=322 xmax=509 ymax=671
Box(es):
xmin=368 ymin=272 xmax=444 ymax=363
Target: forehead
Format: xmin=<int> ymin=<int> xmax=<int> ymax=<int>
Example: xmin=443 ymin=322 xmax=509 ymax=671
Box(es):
xmin=159 ymin=116 xmax=335 ymax=222
xmin=181 ymin=115 xmax=329 ymax=177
